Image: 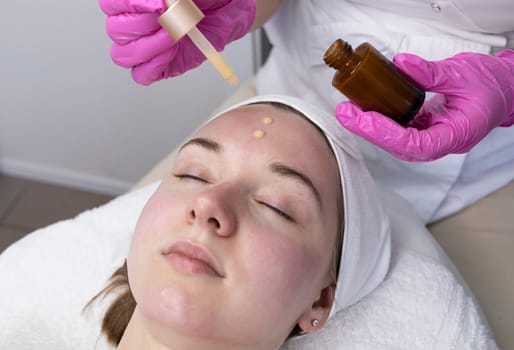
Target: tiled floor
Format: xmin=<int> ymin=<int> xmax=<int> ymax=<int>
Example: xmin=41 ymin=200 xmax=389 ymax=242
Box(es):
xmin=0 ymin=174 xmax=114 ymax=253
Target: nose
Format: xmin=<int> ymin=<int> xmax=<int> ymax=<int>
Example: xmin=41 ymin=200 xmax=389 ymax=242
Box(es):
xmin=186 ymin=185 xmax=237 ymax=237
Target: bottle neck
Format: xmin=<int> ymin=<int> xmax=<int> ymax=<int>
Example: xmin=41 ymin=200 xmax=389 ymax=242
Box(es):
xmin=324 ymin=39 xmax=362 ymax=73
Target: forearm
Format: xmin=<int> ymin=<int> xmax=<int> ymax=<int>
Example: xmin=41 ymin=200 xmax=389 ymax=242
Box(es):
xmin=250 ymin=0 xmax=283 ymax=30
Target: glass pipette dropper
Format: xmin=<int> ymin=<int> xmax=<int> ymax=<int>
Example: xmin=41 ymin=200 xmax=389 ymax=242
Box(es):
xmin=158 ymin=0 xmax=240 ymax=86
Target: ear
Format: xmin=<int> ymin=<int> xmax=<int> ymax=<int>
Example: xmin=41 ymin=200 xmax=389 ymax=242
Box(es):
xmin=297 ymin=283 xmax=336 ymax=333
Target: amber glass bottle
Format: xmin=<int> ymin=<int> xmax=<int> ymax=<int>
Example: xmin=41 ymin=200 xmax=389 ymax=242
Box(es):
xmin=324 ymin=39 xmax=425 ymax=125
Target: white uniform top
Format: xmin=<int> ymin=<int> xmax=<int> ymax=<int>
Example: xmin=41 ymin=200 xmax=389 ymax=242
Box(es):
xmin=256 ymin=0 xmax=514 ymax=223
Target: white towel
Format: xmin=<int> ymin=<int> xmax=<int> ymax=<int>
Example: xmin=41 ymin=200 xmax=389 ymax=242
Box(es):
xmin=282 ymin=250 xmax=496 ymax=350
xmin=0 ymin=182 xmax=158 ymax=350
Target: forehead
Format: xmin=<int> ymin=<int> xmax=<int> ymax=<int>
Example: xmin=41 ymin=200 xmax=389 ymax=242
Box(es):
xmin=191 ymin=102 xmax=340 ymax=196
xmin=204 ymin=103 xmax=301 ymax=128
xmin=197 ymin=104 xmax=330 ymax=152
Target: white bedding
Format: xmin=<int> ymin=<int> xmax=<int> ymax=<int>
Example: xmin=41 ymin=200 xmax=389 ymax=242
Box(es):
xmin=0 ymin=182 xmax=497 ymax=349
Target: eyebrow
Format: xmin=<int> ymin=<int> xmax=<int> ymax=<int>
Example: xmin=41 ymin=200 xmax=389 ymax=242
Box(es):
xmin=179 ymin=138 xmax=322 ymax=209
xmin=179 ymin=137 xmax=222 ymax=153
xmin=270 ymin=162 xmax=322 ymax=209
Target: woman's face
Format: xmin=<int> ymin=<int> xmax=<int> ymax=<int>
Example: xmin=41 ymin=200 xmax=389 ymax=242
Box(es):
xmin=127 ymin=104 xmax=340 ymax=349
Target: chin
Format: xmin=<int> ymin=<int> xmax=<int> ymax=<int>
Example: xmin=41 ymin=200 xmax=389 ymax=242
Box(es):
xmin=139 ymin=284 xmax=219 ymax=335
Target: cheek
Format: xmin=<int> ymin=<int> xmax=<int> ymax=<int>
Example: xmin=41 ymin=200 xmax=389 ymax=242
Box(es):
xmin=131 ymin=192 xmax=183 ymax=247
xmin=241 ymin=233 xmax=322 ymax=305
xmin=127 ymin=192 xmax=185 ymax=304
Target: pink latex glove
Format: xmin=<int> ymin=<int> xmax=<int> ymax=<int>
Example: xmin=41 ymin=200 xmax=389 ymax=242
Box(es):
xmin=99 ymin=0 xmax=256 ymax=85
xmin=335 ymin=50 xmax=514 ymax=162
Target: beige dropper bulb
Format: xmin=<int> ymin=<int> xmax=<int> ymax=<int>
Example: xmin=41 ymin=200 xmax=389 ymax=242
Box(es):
xmin=158 ymin=0 xmax=240 ymax=86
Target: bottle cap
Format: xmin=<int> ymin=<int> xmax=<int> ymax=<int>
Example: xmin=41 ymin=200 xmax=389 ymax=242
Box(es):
xmin=158 ymin=0 xmax=205 ymax=41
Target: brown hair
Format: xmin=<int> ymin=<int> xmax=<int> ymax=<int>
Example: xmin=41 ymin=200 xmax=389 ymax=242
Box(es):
xmin=86 ymin=101 xmax=345 ymax=345
xmin=84 ymin=262 xmax=135 ymax=346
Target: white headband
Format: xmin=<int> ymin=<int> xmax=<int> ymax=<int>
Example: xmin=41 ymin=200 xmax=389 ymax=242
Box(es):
xmin=210 ymin=94 xmax=391 ymax=315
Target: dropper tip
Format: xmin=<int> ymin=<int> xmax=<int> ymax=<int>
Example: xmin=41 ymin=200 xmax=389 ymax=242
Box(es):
xmin=227 ymin=74 xmax=240 ymax=87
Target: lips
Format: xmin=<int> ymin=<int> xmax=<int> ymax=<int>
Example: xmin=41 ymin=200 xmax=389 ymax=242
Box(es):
xmin=162 ymin=241 xmax=224 ymax=278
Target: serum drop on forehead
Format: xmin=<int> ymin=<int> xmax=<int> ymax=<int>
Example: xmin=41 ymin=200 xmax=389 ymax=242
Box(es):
xmin=253 ymin=129 xmax=265 ymax=139
xmin=263 ymin=117 xmax=273 ymax=125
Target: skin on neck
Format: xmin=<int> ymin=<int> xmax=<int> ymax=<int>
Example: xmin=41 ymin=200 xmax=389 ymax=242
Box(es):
xmin=118 ymin=306 xmax=284 ymax=350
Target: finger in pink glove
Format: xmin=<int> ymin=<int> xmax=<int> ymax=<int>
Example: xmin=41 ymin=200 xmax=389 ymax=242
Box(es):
xmin=336 ymin=50 xmax=514 ymax=161
xmin=99 ymin=0 xmax=256 ymax=85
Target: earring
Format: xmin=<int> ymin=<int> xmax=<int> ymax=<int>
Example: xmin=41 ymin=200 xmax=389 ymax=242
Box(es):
xmin=311 ymin=319 xmax=319 ymax=327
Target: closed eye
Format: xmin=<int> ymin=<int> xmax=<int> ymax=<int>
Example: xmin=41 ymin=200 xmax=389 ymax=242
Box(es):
xmin=259 ymin=201 xmax=294 ymax=222
xmin=174 ymin=173 xmax=209 ymax=183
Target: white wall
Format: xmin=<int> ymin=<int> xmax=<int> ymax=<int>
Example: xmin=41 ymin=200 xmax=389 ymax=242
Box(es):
xmin=0 ymin=1 xmax=255 ymax=195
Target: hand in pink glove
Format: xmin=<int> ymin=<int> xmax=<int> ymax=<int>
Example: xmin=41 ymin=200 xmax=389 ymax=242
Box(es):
xmin=99 ymin=0 xmax=256 ymax=85
xmin=335 ymin=50 xmax=514 ymax=162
